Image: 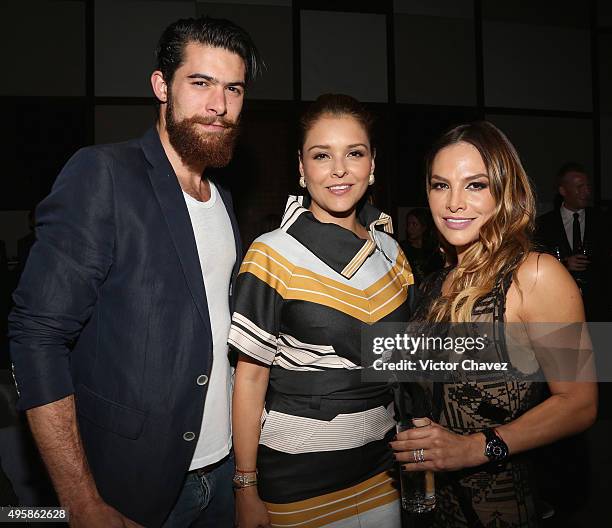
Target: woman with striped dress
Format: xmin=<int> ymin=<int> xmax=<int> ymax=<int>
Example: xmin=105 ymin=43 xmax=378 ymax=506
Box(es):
xmin=230 ymin=94 xmax=415 ymax=528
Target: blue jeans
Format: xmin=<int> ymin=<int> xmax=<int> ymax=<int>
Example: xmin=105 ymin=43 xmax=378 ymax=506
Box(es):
xmin=163 ymin=453 xmax=234 ymax=528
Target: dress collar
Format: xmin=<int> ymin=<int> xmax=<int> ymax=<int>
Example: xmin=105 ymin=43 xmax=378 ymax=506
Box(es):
xmin=280 ymin=195 xmax=394 ymax=279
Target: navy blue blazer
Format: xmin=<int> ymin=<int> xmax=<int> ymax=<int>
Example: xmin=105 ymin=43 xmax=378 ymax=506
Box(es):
xmin=9 ymin=127 xmax=242 ymax=526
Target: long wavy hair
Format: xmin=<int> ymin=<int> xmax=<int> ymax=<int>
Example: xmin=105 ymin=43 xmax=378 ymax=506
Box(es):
xmin=425 ymin=121 xmax=536 ymax=322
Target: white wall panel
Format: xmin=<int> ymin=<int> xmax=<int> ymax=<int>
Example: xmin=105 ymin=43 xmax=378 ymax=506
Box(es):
xmin=301 ymin=10 xmax=387 ymax=102
xmin=395 ymin=15 xmax=476 ymax=105
xmin=483 ymin=22 xmax=591 ymax=111
xmin=95 ymin=0 xmax=196 ymax=96
xmin=598 ymin=0 xmax=612 ymax=28
xmin=95 ymin=105 xmax=157 ymax=144
xmin=2 ymin=1 xmax=85 ymax=96
xmin=198 ymin=0 xmax=291 ymax=6
xmin=600 ymin=34 xmax=612 ymax=114
xmin=393 ymin=0 xmax=472 ymax=19
xmin=196 ymin=3 xmax=293 ymax=100
xmin=485 ymin=114 xmax=593 ymax=214
xmin=601 ymin=117 xmax=612 ymax=200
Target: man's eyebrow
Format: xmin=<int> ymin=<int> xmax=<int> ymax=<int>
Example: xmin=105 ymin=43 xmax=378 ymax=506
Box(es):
xmin=187 ymin=73 xmax=245 ymax=87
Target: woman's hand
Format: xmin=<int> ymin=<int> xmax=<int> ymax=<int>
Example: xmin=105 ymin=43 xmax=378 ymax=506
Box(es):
xmin=390 ymin=420 xmax=488 ymax=472
xmin=235 ymin=487 xmax=272 ymax=528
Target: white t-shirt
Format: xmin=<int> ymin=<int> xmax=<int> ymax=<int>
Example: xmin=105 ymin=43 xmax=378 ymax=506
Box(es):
xmin=183 ymin=181 xmax=236 ymax=469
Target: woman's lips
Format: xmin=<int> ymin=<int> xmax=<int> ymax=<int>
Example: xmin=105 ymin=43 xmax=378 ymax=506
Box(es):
xmin=327 ymin=184 xmax=352 ymax=195
xmin=443 ymin=217 xmax=475 ymax=230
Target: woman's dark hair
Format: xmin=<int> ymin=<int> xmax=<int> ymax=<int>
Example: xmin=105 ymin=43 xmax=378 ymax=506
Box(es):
xmin=298 ymin=94 xmax=375 ymax=152
xmin=406 ymin=208 xmax=431 ymax=231
xmin=406 ymin=208 xmax=437 ymax=250
xmin=156 ymin=16 xmax=263 ymax=86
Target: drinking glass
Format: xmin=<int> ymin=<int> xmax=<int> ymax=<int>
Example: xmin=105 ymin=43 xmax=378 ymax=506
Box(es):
xmin=396 ymin=417 xmax=436 ymax=513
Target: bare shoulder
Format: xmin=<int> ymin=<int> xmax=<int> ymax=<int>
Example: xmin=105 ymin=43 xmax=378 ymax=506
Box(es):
xmin=508 ymin=252 xmax=584 ymax=323
xmin=515 ymin=252 xmax=573 ymax=290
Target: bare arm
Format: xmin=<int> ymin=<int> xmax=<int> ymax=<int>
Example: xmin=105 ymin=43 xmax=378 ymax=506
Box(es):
xmin=27 ymin=396 xmax=98 ymax=508
xmin=28 ymin=396 xmax=140 ymax=527
xmin=491 ymin=253 xmax=597 ymax=456
xmin=233 ymin=355 xmax=270 ymax=471
xmin=233 ymin=354 xmax=271 ymax=528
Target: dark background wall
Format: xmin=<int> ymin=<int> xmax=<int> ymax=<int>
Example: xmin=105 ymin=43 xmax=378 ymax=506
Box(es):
xmin=2 ymin=0 xmax=611 ymax=254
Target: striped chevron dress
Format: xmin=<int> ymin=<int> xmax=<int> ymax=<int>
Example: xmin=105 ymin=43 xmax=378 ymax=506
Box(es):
xmin=229 ymin=195 xmax=415 ymax=527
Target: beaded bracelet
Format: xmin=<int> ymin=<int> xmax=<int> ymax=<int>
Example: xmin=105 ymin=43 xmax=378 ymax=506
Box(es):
xmin=232 ymin=472 xmax=258 ymax=489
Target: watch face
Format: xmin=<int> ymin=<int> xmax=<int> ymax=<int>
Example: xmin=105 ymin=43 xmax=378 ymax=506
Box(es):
xmin=486 ymin=437 xmax=509 ymax=461
xmin=492 ymin=444 xmax=504 ymax=457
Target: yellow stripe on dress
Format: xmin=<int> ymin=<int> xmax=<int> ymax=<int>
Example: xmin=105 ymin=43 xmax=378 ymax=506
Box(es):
xmin=239 ymin=243 xmax=414 ymax=324
xmin=265 ymin=471 xmax=399 ymax=528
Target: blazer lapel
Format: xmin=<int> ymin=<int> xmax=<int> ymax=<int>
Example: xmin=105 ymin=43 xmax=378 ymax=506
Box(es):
xmin=556 ymin=209 xmax=572 ymax=256
xmin=583 ymin=207 xmax=592 ymax=251
xmin=141 ymin=128 xmax=213 ymax=339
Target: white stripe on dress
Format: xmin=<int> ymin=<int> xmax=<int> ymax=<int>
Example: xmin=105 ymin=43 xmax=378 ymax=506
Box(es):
xmin=259 ymin=404 xmax=395 ymax=454
xmin=274 ymin=334 xmax=361 ymax=371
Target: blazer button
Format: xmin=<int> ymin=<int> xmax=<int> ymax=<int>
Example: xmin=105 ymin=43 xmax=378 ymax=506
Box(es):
xmin=183 ymin=431 xmax=196 ymax=442
xmin=196 ymin=374 xmax=209 ymax=386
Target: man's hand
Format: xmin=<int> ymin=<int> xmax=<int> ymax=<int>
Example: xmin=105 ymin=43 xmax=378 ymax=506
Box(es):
xmin=26 ymin=397 xmax=145 ymax=527
xmin=564 ymin=254 xmax=590 ymax=272
xmin=69 ymin=498 xmax=143 ymax=528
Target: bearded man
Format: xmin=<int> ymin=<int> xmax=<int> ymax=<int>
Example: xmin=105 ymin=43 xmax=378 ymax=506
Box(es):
xmin=9 ymin=16 xmax=261 ymax=528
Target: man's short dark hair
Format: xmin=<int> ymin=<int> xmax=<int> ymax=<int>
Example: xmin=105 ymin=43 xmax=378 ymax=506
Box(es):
xmin=557 ymin=161 xmax=587 ymax=186
xmin=156 ymin=16 xmax=262 ymax=86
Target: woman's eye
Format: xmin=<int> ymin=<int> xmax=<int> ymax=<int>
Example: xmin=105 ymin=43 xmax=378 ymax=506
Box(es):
xmin=430 ymin=182 xmax=447 ymax=190
xmin=348 ymin=150 xmax=364 ymax=158
xmin=468 ymin=181 xmax=488 ymax=190
xmin=313 ymin=153 xmax=329 ymax=160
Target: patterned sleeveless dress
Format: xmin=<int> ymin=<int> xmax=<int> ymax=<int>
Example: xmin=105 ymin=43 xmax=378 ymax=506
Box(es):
xmin=412 ymin=267 xmax=545 ymax=528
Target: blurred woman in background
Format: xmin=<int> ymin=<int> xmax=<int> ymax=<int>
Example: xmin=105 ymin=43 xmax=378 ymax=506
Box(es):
xmin=400 ymin=207 xmax=444 ymax=285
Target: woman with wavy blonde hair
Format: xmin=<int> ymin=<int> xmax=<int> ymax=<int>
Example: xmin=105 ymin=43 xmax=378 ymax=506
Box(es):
xmin=391 ymin=121 xmax=597 ymax=527
xmin=425 ymin=121 xmax=535 ymax=323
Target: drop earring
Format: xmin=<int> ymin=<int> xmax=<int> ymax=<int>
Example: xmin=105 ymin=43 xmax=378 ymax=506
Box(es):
xmin=368 ymin=173 xmax=375 ymax=186
xmin=299 ymin=176 xmax=307 ymax=188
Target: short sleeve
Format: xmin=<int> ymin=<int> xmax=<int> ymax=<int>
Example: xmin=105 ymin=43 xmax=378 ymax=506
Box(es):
xmin=228 ymin=240 xmax=290 ymax=365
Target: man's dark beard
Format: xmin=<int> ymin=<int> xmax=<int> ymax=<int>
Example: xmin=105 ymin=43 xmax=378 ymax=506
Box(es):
xmin=165 ymin=96 xmax=240 ymax=170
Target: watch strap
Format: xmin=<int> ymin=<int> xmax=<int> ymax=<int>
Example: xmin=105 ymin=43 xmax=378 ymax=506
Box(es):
xmin=482 ymin=427 xmax=498 ymax=443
